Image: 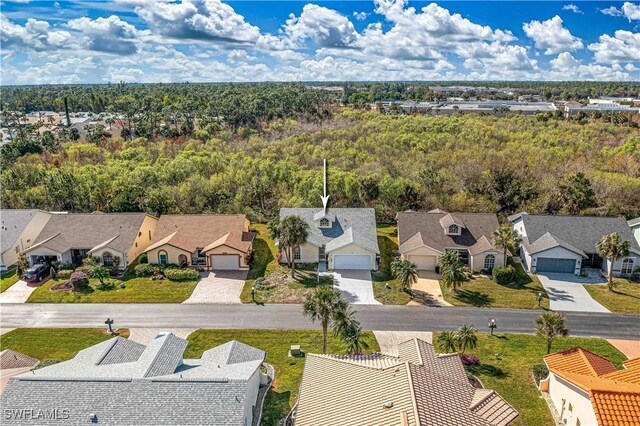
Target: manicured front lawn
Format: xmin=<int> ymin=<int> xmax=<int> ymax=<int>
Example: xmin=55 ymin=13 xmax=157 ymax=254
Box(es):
xmin=27 ymin=275 xmax=198 ymax=303
xmin=442 ymin=261 xmax=550 ymax=309
xmin=1 ymin=269 xmax=19 ymax=293
xmin=185 ymin=329 xmax=379 ymax=426
xmin=373 ymin=225 xmax=411 ymax=304
xmin=584 ymin=279 xmax=640 ymax=314
xmin=0 ymin=328 xmax=129 ymax=365
xmin=434 ymin=332 xmax=626 ymax=426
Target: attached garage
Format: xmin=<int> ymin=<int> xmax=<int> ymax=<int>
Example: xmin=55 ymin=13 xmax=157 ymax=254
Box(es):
xmin=536 ymin=257 xmax=576 ymax=274
xmin=211 ymin=254 xmax=240 ymax=270
xmin=407 ymin=255 xmax=438 ymax=271
xmin=333 ymin=254 xmax=372 ymax=270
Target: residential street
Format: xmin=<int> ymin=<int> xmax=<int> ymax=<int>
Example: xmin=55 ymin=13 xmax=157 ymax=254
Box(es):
xmin=1 ymin=303 xmax=639 ymax=340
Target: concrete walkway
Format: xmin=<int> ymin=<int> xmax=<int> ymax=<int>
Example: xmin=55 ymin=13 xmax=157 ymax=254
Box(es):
xmin=182 ymin=271 xmax=247 ymax=304
xmin=408 ymin=271 xmax=452 ymax=306
xmin=607 ymin=339 xmax=640 ymax=360
xmin=0 ymin=280 xmax=38 ymax=304
xmin=537 ymin=273 xmax=610 ymax=313
xmin=128 ymin=328 xmax=197 ymax=344
xmin=332 ymin=270 xmax=381 ymax=305
xmin=373 ymin=330 xmax=433 ymax=355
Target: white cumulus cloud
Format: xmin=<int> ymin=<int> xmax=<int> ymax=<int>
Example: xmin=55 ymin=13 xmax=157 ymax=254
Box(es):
xmin=523 ymin=16 xmax=583 ymax=55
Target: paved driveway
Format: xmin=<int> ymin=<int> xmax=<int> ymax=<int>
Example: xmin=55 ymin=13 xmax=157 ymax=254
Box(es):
xmin=409 ymin=271 xmax=452 ymax=306
xmin=333 ymin=270 xmax=381 ymax=305
xmin=537 ymin=273 xmax=610 ymax=313
xmin=0 ymin=280 xmax=38 ymax=304
xmin=182 ymin=271 xmax=247 ymax=304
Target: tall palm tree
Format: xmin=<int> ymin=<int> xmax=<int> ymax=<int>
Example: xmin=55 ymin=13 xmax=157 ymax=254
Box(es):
xmin=440 ymin=252 xmax=467 ymax=293
xmin=333 ymin=306 xmax=368 ymax=354
xmin=596 ymin=232 xmax=630 ymax=291
xmin=302 ymin=286 xmax=347 ymax=354
xmin=535 ymin=312 xmax=569 ymax=354
xmin=456 ymin=324 xmax=478 ymax=354
xmin=437 ymin=331 xmax=458 ymax=353
xmin=278 ymin=215 xmax=309 ymax=278
xmin=391 ymin=259 xmax=419 ymax=291
xmin=492 ymin=225 xmax=521 ymax=262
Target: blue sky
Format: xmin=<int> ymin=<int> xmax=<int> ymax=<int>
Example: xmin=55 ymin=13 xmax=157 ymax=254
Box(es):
xmin=1 ymin=0 xmax=639 ymax=84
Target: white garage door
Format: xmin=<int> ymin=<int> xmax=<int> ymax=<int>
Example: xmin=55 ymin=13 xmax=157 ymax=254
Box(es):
xmin=211 ymin=255 xmax=240 ymax=270
xmin=333 ymin=254 xmax=372 ymax=270
xmin=408 ymin=255 xmax=437 ymax=270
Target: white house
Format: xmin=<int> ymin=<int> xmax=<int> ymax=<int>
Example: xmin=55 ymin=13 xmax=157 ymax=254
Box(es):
xmin=509 ymin=213 xmax=639 ymax=276
xmin=630 ymin=217 xmax=640 ymax=247
xmin=278 ymin=208 xmax=379 ymax=270
xmin=0 ymin=209 xmax=52 ymax=270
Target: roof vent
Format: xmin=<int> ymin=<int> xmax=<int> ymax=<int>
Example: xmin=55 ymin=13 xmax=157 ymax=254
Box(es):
xmin=383 ymin=401 xmax=394 ymax=409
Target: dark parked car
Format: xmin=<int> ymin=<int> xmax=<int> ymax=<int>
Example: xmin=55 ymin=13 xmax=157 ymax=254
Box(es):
xmin=24 ymin=264 xmax=49 ymax=282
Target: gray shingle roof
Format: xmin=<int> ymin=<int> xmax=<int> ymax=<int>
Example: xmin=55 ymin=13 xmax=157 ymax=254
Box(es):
xmin=0 ymin=209 xmax=49 ymax=255
xmin=279 ymin=208 xmax=379 ymax=254
xmin=26 ymin=213 xmax=153 ymax=255
xmin=96 ymin=337 xmax=145 ymax=366
xmin=512 ymin=213 xmax=640 ymax=255
xmin=0 ymin=349 xmax=39 ymax=370
xmin=629 ymin=217 xmax=640 ymax=227
xmin=525 ymin=232 xmax=586 ymax=257
xmin=398 ymin=212 xmax=500 ymax=253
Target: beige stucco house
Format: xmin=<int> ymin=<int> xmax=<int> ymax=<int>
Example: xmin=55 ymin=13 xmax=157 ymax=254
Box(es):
xmin=145 ymin=215 xmax=255 ymax=270
xmin=278 ymin=208 xmax=379 ymax=270
xmin=539 ymin=347 xmax=640 ymax=426
xmin=24 ymin=213 xmax=157 ymax=269
xmin=0 ymin=209 xmax=52 ymax=269
xmin=397 ymin=210 xmax=505 ymax=272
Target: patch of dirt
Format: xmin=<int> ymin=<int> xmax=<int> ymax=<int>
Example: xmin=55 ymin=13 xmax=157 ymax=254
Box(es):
xmin=50 ymin=281 xmax=73 ymax=291
xmin=258 ymin=272 xmax=295 ymax=290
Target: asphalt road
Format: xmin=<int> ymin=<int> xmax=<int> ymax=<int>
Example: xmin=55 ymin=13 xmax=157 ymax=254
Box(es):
xmin=1 ymin=303 xmax=639 ymax=339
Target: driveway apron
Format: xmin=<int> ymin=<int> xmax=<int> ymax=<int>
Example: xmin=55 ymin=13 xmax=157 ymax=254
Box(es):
xmin=537 ymin=273 xmax=610 ymax=313
xmin=332 ymin=270 xmax=381 ymax=305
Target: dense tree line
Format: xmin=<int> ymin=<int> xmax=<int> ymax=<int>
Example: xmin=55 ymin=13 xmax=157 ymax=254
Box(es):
xmin=2 ymin=111 xmax=638 ymax=222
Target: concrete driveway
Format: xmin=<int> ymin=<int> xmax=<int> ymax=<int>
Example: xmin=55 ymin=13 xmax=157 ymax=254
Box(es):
xmin=182 ymin=271 xmax=247 ymax=304
xmin=409 ymin=271 xmax=452 ymax=306
xmin=333 ymin=270 xmax=381 ymax=305
xmin=0 ymin=280 xmax=39 ymax=304
xmin=537 ymin=273 xmax=610 ymax=313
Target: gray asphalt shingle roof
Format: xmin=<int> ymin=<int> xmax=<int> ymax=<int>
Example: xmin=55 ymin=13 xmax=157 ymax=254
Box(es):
xmin=279 ymin=208 xmax=379 ymax=254
xmin=0 ymin=209 xmax=49 ymax=255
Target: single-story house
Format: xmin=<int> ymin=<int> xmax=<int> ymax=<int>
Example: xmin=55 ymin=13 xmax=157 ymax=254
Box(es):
xmin=24 ymin=212 xmax=158 ymax=270
xmin=397 ymin=210 xmax=505 ymax=272
xmin=278 ymin=208 xmax=379 ymax=270
xmin=294 ymin=338 xmax=518 ymax=425
xmin=145 ymin=215 xmax=255 ymax=270
xmin=539 ymin=347 xmax=640 ymax=426
xmin=630 ymin=216 xmax=640 ymax=247
xmin=509 ymin=213 xmax=640 ymax=276
xmin=0 ymin=333 xmax=268 ymax=425
xmin=0 ymin=209 xmax=51 ymax=269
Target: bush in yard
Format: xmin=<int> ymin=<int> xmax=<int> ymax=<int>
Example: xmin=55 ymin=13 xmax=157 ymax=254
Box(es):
xmin=493 ymin=265 xmax=516 ymax=285
xmin=56 ymin=269 xmax=73 ymax=280
xmin=532 ymin=364 xmax=549 ymax=385
xmin=460 ymin=354 xmax=481 ymax=366
xmin=69 ymin=271 xmax=89 ymax=290
xmin=163 ymin=268 xmax=200 ymax=281
xmin=134 ymin=263 xmax=163 ymax=277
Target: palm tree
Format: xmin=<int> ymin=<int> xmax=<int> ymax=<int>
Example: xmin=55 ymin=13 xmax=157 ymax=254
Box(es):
xmin=535 ymin=312 xmax=569 ymax=354
xmin=333 ymin=306 xmax=368 ymax=354
xmin=437 ymin=331 xmax=458 ymax=353
xmin=278 ymin=215 xmax=310 ymax=278
xmin=456 ymin=324 xmax=478 ymax=354
xmin=440 ymin=252 xmax=467 ymax=293
xmin=88 ymin=265 xmax=110 ymax=286
xmin=302 ymin=286 xmax=347 ymax=354
xmin=492 ymin=225 xmax=521 ymax=262
xmin=391 ymin=259 xmax=419 ymax=291
xmin=596 ymin=232 xmax=630 ymax=291
xmin=266 ymin=218 xmax=280 ymax=240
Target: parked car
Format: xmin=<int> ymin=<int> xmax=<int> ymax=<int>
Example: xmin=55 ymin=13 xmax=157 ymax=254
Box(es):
xmin=24 ymin=264 xmax=49 ymax=282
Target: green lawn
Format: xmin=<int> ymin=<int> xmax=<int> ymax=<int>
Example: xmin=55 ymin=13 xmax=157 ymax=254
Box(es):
xmin=185 ymin=329 xmax=379 ymax=426
xmin=434 ymin=332 xmax=626 ymax=426
xmin=27 ymin=275 xmax=198 ymax=303
xmin=442 ymin=261 xmax=550 ymax=309
xmin=373 ymin=225 xmax=412 ymax=304
xmin=0 ymin=328 xmax=129 ymax=365
xmin=1 ymin=269 xmax=20 ymax=293
xmin=584 ymin=279 xmax=640 ymax=314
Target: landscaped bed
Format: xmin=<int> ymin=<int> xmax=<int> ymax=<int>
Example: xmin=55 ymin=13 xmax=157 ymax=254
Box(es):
xmin=26 ymin=275 xmax=198 ymax=303
xmin=184 ymin=329 xmax=380 ymax=426
xmin=433 ymin=332 xmax=626 ymax=426
xmin=441 ymin=261 xmax=550 ymax=309
xmin=0 ymin=269 xmax=20 ymax=293
xmin=584 ymin=279 xmax=640 ymax=314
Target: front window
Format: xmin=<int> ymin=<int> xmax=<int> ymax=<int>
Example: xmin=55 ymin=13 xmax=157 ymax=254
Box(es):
xmin=484 ymin=254 xmax=495 ymax=270
xmin=102 ymin=252 xmax=114 ymax=267
xmin=448 ymin=224 xmax=459 ymax=234
xmin=294 ymin=246 xmax=301 ymax=260
xmin=192 ymin=248 xmax=206 ymax=265
xmin=621 ymin=258 xmax=634 ymax=275
xmin=320 ymin=218 xmax=330 ymax=227
xmin=158 ymin=251 xmax=168 ymax=265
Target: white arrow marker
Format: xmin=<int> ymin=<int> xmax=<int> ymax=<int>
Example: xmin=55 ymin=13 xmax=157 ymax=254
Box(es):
xmin=321 ymin=158 xmax=329 ymax=214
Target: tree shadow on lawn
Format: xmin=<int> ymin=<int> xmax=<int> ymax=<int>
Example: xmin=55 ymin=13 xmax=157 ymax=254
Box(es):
xmin=453 ymin=290 xmax=494 ymax=307
xmin=467 ymin=363 xmax=509 ymax=379
xmin=610 ymin=288 xmax=640 ymax=300
xmin=247 ymin=238 xmax=275 ymax=280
